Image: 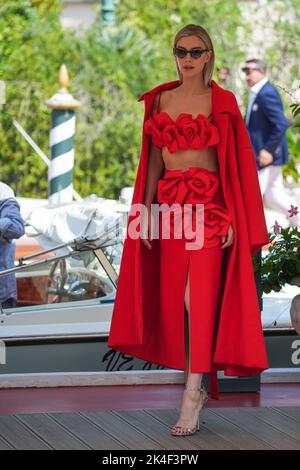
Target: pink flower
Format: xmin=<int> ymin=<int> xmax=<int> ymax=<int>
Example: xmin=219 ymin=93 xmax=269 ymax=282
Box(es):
xmin=272 ymin=220 xmax=282 ymax=234
xmin=288 ymin=204 xmax=299 ymax=218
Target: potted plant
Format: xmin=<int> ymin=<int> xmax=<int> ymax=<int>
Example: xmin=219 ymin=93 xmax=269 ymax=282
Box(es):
xmin=255 ymin=86 xmax=300 ymax=334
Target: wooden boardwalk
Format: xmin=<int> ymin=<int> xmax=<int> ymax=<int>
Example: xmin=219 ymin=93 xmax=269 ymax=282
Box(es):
xmin=0 ymin=406 xmax=300 ymax=449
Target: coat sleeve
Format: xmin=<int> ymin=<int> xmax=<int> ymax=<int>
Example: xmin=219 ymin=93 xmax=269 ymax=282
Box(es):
xmin=0 ymin=199 xmax=25 ymax=241
xmin=259 ymin=87 xmax=290 ymax=158
xmin=230 ymin=92 xmax=270 ymax=254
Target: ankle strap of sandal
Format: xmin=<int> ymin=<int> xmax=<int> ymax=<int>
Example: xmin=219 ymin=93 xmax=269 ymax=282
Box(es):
xmin=185 ymin=384 xmax=207 ymax=392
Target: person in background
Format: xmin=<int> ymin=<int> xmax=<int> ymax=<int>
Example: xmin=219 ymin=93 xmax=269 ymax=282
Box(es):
xmin=0 ymin=182 xmax=25 ymax=309
xmin=242 ymin=58 xmax=300 ymax=227
xmin=217 ymin=66 xmax=231 ymax=89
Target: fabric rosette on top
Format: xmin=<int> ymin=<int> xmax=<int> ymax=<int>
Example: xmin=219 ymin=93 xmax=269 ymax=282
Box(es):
xmin=157 ymin=167 xmax=232 ymax=247
xmin=202 ymin=202 xmax=232 ymax=247
xmin=144 ymin=111 xmax=220 ymax=154
xmin=157 ymin=167 xmax=220 ymax=206
xmin=161 ymin=125 xmax=187 ymax=154
xmin=184 ymin=167 xmax=220 ymax=204
xmin=157 ymin=169 xmax=190 ymax=205
xmin=176 ymin=114 xmax=220 ymax=151
xmin=184 ymin=200 xmax=232 ymax=248
xmin=144 ymin=116 xmax=164 ymax=148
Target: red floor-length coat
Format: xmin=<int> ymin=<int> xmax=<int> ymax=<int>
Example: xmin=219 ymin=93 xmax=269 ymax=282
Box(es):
xmin=108 ymin=79 xmax=270 ymax=399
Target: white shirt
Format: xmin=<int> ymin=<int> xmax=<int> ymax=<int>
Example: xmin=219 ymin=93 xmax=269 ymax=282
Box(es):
xmin=245 ymin=76 xmax=269 ymax=126
xmin=0 ymin=182 xmax=15 ymax=200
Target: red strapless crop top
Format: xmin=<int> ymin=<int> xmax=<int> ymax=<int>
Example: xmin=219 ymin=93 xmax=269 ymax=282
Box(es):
xmin=144 ymin=91 xmax=220 ymax=154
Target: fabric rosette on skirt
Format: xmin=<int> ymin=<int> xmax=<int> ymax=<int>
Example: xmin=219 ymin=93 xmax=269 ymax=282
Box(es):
xmin=157 ymin=167 xmax=232 ymax=247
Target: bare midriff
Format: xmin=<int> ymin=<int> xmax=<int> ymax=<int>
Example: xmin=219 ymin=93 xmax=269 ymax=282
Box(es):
xmin=162 ymin=145 xmax=219 ymax=173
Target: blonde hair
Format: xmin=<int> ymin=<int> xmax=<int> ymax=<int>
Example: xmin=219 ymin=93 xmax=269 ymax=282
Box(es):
xmin=173 ymin=24 xmax=215 ymax=87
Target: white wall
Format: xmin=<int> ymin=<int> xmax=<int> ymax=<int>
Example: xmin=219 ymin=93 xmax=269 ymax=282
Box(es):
xmin=60 ymin=1 xmax=99 ymax=29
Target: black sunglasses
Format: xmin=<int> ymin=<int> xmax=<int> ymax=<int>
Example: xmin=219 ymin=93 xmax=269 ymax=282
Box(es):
xmin=173 ymin=46 xmax=210 ymax=59
xmin=241 ymin=67 xmax=260 ymax=74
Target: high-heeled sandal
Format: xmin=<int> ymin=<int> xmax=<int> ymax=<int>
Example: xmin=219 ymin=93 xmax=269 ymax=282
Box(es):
xmin=170 ymin=384 xmax=209 ymax=436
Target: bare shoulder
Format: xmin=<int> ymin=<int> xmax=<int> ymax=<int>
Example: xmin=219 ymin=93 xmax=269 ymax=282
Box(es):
xmin=152 ymin=89 xmax=173 ymax=112
xmin=152 ymin=92 xmax=160 ymax=111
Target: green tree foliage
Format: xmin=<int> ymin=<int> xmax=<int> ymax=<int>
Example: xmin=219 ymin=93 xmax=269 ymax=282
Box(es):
xmin=72 ymin=25 xmax=159 ymax=197
xmin=0 ymin=0 xmax=247 ymax=199
xmin=0 ymin=0 xmax=75 ymax=197
xmin=117 ymin=0 xmax=246 ymax=72
xmin=264 ymin=0 xmax=300 ymax=84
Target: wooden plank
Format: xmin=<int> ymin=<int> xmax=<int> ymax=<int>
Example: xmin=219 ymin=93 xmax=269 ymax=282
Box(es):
xmin=1 ymin=407 xmax=300 ymax=450
xmin=0 ymin=415 xmax=50 ymax=450
xmin=214 ymin=407 xmax=300 ymax=450
xmin=245 ymin=407 xmax=300 ymax=442
xmin=0 ymin=434 xmax=15 ymax=450
xmin=149 ymin=408 xmax=272 ymax=450
xmin=273 ymin=407 xmax=300 ymax=424
xmin=17 ymin=413 xmax=89 ymax=450
xmin=0 ymin=370 xmax=185 ymax=388
xmin=146 ymin=408 xmax=239 ymax=450
xmin=113 ymin=408 xmax=237 ymax=450
xmin=49 ymin=412 xmax=127 ymax=450
xmin=113 ymin=409 xmax=201 ymax=450
xmin=82 ymin=411 xmax=162 ymax=450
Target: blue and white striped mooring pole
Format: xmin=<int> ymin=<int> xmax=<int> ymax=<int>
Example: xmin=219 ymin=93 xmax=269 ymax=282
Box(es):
xmin=45 ymin=64 xmax=81 ymax=206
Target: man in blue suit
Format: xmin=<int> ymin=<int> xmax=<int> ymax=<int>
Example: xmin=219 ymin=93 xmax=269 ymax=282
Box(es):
xmin=242 ymin=58 xmax=299 ymax=227
xmin=0 ymin=182 xmax=25 ymax=309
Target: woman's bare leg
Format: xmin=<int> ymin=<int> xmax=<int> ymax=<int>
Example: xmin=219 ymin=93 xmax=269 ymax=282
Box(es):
xmin=171 ymin=260 xmax=204 ymax=432
xmin=184 ymin=266 xmax=203 ymax=388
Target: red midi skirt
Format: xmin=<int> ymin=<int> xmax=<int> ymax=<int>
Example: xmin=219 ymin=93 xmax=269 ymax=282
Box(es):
xmin=156 ymin=166 xmax=231 ymax=378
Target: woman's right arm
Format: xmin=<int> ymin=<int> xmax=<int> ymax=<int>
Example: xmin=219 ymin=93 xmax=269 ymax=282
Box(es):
xmin=142 ymin=142 xmax=164 ymax=250
xmin=142 ymin=94 xmax=164 ymax=249
xmin=143 ymin=141 xmax=164 ymax=207
xmin=143 ymin=93 xmax=165 ymax=207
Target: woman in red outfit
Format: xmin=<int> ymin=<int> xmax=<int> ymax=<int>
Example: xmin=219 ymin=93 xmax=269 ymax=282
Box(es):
xmin=142 ymin=25 xmax=233 ymax=436
xmin=108 ymin=24 xmax=270 ymax=437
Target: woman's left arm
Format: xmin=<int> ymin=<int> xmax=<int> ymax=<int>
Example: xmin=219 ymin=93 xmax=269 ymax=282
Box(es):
xmin=0 ymin=199 xmax=25 ymax=241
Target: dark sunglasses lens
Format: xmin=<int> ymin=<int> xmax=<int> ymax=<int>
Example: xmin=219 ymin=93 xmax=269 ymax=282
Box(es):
xmin=242 ymin=67 xmax=258 ymax=74
xmin=191 ymin=49 xmax=203 ymax=58
xmin=175 ymin=48 xmax=187 ymax=58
